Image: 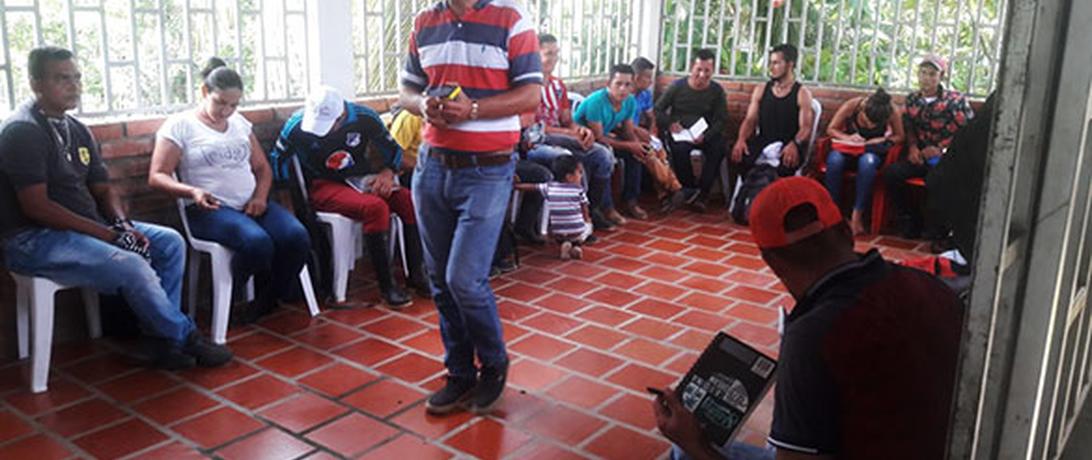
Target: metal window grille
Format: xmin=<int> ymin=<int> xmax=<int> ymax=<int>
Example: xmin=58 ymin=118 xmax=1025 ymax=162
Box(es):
xmin=661 ymin=0 xmax=1007 ymax=97
xmin=353 ymin=0 xmax=638 ymax=97
xmin=0 ymin=0 xmax=311 ymax=118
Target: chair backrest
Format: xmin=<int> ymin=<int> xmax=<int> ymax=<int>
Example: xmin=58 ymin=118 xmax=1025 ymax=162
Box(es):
xmin=809 ymin=98 xmax=823 ymax=151
xmin=171 ymin=173 xmax=197 ymax=242
xmin=289 ymin=155 xmax=311 ymax=203
xmin=568 ymin=92 xmax=585 ymax=112
xmin=798 ymin=98 xmax=824 ymax=176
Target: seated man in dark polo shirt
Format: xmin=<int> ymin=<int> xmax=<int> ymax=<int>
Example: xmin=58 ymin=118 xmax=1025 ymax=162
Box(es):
xmin=655 ymin=48 xmax=729 ymax=212
xmin=652 ymin=177 xmax=964 ymax=460
xmin=0 ymin=47 xmax=231 ymax=369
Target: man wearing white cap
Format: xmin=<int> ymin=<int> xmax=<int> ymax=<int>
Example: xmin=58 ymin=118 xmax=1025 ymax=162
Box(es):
xmin=883 ymin=54 xmax=974 ymax=243
xmin=273 ymin=86 xmax=428 ymax=308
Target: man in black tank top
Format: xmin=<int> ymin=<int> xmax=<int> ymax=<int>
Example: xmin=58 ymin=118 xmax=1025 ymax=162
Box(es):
xmin=730 ymin=44 xmax=815 ymax=181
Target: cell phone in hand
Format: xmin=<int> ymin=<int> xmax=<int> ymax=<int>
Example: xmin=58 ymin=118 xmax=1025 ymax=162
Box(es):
xmin=427 ymin=84 xmax=463 ymax=100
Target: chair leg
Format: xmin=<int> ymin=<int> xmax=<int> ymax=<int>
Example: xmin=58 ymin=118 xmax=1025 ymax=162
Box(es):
xmin=209 ymin=253 xmax=234 ymax=345
xmin=719 ymin=159 xmax=732 ymax=205
xmin=327 ymin=223 xmax=352 ymax=304
xmin=15 ymin=282 xmax=29 ymax=360
xmin=538 ymin=201 xmax=549 ymax=237
xmin=298 ymin=266 xmax=321 ymax=317
xmin=29 ymin=280 xmax=57 ymax=393
xmin=510 ymin=191 xmax=523 ymax=225
xmin=82 ymin=289 xmax=102 ymax=339
xmin=186 ymin=249 xmax=200 ymax=319
xmin=871 ymin=185 xmax=888 ymax=235
xmin=393 ymin=217 xmax=408 ymax=278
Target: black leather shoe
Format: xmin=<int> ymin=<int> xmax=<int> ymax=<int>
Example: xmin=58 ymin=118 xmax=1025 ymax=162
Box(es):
xmin=591 ymin=209 xmax=615 ymax=231
xmin=182 ymin=332 xmax=233 ymax=368
xmin=149 ymin=340 xmax=196 ymax=370
xmin=471 ymin=363 xmax=508 ymax=414
xmin=382 ymin=285 xmax=413 ymax=309
xmin=426 ymin=375 xmax=476 ymax=415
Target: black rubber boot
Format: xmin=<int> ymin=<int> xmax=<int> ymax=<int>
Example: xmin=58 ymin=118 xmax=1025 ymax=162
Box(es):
xmin=402 ymin=224 xmax=431 ymax=297
xmin=364 ymin=232 xmax=412 ymax=309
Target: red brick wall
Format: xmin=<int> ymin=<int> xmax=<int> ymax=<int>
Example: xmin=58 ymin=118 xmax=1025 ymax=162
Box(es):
xmin=0 ymin=78 xmax=612 ymax=359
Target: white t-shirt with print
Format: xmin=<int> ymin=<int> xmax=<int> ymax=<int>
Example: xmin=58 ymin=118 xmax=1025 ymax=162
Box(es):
xmin=158 ymin=111 xmax=256 ymax=210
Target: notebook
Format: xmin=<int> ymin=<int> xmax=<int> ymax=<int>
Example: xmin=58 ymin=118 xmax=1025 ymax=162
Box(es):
xmin=676 ymin=332 xmax=778 ymax=454
xmin=671 ymin=118 xmax=708 ymax=143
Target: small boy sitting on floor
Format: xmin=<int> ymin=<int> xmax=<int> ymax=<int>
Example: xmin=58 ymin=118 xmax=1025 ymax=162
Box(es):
xmin=514 ymin=155 xmax=595 ymax=259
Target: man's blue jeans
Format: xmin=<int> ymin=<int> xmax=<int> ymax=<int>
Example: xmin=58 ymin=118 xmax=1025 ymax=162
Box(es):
xmin=3 ymin=222 xmax=194 ymax=343
xmin=824 ymin=151 xmax=881 ymax=211
xmin=527 ymin=134 xmax=614 ymax=208
xmin=186 ymin=202 xmax=310 ymax=300
xmin=670 ymin=442 xmax=776 ymax=460
xmin=412 ymin=146 xmax=514 ymax=378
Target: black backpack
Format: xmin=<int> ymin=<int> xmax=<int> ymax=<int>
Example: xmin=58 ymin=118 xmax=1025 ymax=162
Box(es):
xmin=731 ymin=164 xmax=779 ymax=225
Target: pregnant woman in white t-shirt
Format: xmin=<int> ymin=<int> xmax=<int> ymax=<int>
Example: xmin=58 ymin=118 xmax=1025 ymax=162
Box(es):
xmin=148 ymin=58 xmax=310 ymax=323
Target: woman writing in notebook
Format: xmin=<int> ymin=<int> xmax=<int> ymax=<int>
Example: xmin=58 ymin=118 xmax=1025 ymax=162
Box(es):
xmin=822 ymin=88 xmax=904 ymax=235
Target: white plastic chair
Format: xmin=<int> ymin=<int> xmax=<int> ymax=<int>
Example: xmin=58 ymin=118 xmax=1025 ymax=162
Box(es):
xmin=721 ymin=97 xmax=823 ymax=205
xmin=11 ymin=273 xmax=101 ymax=393
xmin=508 ymin=190 xmax=550 ymax=237
xmin=175 ymin=178 xmax=321 ymax=345
xmin=289 ymin=156 xmax=408 ymax=303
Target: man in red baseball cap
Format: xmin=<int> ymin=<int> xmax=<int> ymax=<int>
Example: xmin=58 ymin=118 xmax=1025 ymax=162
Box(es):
xmin=653 ymin=177 xmax=966 ymax=460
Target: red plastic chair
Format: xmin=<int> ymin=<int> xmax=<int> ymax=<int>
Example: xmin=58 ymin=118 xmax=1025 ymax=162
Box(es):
xmin=812 ymin=137 xmax=907 ymax=234
xmin=870 ymin=144 xmax=923 ymax=234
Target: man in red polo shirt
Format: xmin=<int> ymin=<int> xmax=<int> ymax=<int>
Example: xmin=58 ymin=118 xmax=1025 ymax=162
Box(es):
xmin=653 ymin=177 xmax=965 ymax=460
xmin=399 ymin=0 xmax=542 ymax=415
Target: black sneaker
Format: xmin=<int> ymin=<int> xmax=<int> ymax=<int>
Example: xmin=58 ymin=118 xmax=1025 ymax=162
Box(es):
xmin=234 ymin=296 xmax=277 ymax=326
xmin=408 ymin=270 xmax=432 ymax=298
xmin=682 ymin=188 xmax=701 ymax=205
xmin=660 ymin=190 xmax=688 ymax=213
xmin=689 ymin=194 xmax=708 ymax=214
xmin=515 ymin=228 xmax=546 ymax=246
xmin=182 ymin=332 xmax=233 ymax=368
xmin=426 ymin=375 xmax=476 ymax=415
xmin=591 ymin=209 xmax=615 ymax=231
xmin=494 ymin=258 xmax=518 ymax=274
xmin=149 ymin=340 xmax=196 ymax=370
xmin=471 ymin=364 xmax=508 ymax=414
xmin=382 ymin=286 xmax=413 ymax=309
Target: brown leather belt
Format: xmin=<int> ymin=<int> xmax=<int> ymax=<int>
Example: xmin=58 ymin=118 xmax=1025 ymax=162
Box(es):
xmin=428 ymin=148 xmax=514 ymax=169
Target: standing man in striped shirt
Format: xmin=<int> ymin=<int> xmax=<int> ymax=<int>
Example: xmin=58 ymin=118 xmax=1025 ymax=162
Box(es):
xmin=399 ymin=0 xmax=542 ymax=415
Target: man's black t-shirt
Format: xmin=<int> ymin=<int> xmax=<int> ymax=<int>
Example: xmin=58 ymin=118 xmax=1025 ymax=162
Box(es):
xmin=768 ymin=250 xmax=964 ymax=459
xmin=0 ymin=101 xmax=108 ymax=237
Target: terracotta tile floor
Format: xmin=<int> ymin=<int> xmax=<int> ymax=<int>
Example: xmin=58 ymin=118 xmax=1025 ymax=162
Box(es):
xmin=0 ymin=210 xmax=930 ymax=459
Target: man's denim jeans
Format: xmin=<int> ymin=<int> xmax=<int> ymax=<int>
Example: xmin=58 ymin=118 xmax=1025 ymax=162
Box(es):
xmin=412 ymin=146 xmax=514 ymax=378
xmin=670 ymin=442 xmax=776 ymax=460
xmin=527 ymin=134 xmax=615 ymax=208
xmin=3 ymin=222 xmax=194 ymax=343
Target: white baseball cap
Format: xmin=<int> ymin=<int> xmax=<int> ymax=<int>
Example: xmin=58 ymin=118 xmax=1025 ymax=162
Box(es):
xmin=301 ymin=86 xmax=345 ymax=136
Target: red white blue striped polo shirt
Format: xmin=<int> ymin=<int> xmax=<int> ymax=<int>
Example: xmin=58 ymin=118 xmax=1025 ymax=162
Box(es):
xmin=401 ymin=0 xmax=543 ymax=153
